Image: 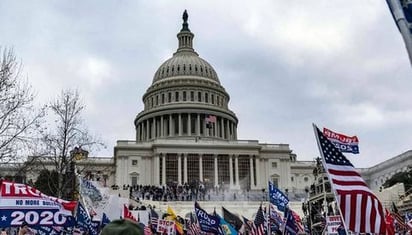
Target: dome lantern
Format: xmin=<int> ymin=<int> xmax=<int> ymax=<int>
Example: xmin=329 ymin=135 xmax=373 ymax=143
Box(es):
xmin=176 ymin=10 xmax=196 ymax=54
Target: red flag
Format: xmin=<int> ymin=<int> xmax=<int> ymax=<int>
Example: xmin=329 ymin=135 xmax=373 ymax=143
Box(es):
xmin=123 ymin=204 xmax=138 ymax=222
xmin=386 ymin=210 xmax=395 ymax=235
xmin=314 ymin=126 xmax=386 ymax=234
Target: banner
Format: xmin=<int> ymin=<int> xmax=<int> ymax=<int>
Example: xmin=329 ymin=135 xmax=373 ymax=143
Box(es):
xmin=156 ymin=219 xmax=175 ymax=234
xmin=0 ymin=181 xmax=76 ymax=228
xmin=76 ymin=203 xmax=98 ymax=235
xmin=194 ymin=202 xmax=220 ymax=233
xmin=268 ymin=181 xmax=289 ymax=212
xmin=323 ymin=127 xmax=359 ymax=154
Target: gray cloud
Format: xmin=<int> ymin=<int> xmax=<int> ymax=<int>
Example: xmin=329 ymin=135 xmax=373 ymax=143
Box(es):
xmin=0 ymin=1 xmax=410 ymax=167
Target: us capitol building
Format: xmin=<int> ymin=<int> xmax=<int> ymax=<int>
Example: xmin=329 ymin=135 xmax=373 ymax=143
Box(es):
xmin=114 ymin=11 xmax=310 ymax=195
xmin=2 ymin=11 xmax=411 ymax=202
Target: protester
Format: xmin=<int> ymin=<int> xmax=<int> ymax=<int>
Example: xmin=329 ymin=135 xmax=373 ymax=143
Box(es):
xmin=100 ymin=219 xmax=143 ymax=235
xmin=17 ymin=222 xmax=33 ymax=235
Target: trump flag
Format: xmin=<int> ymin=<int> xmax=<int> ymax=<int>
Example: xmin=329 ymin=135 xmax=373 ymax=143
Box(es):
xmin=0 ymin=180 xmax=76 ymax=228
xmin=314 ymin=124 xmax=386 ymax=234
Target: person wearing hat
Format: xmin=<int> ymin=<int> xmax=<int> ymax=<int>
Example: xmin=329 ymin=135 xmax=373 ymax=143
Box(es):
xmin=100 ymin=219 xmax=144 ymax=235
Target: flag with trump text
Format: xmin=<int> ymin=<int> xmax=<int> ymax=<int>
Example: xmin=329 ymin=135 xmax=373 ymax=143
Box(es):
xmin=0 ymin=180 xmax=76 ymax=229
xmin=313 ymin=124 xmax=386 ymax=234
xmin=76 ymin=202 xmax=98 ymax=235
xmin=268 ymin=181 xmax=289 ymax=212
xmin=323 ymin=127 xmax=359 ymax=154
xmin=194 ymin=202 xmax=220 ymax=234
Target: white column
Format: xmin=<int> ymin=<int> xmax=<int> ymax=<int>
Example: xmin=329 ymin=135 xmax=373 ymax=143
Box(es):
xmin=199 ymin=154 xmax=203 ymax=182
xmin=154 ymin=154 xmax=160 ymax=185
xmin=235 ymin=155 xmax=239 ymax=187
xmin=152 ymin=118 xmax=155 ymax=138
xmin=178 ymin=154 xmax=182 ymax=185
xmin=204 ymin=116 xmax=209 ymax=137
xmin=188 ymin=113 xmax=191 ymax=136
xmin=196 ymin=114 xmax=200 ymax=136
xmin=220 ymin=118 xmax=224 ymax=138
xmin=226 ymin=120 xmax=230 ymax=140
xmin=169 ymin=114 xmax=173 ymax=136
xmin=162 ymin=154 xmax=166 ymax=186
xmin=178 ymin=114 xmax=182 ymax=136
xmin=229 ymin=155 xmax=233 ymax=188
xmin=214 ymin=154 xmax=218 ymax=187
xmin=146 ymin=119 xmax=150 ymax=140
xmin=184 ymin=154 xmax=188 ymax=184
xmin=250 ymin=156 xmax=255 ymax=189
xmin=160 ymin=115 xmax=164 ymax=137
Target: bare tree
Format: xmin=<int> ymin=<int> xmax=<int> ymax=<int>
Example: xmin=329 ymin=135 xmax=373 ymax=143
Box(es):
xmin=37 ymin=89 xmax=104 ymax=199
xmin=0 ymin=47 xmax=44 ymax=163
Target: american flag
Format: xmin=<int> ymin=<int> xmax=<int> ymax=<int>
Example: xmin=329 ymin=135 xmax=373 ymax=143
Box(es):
xmin=291 ymin=209 xmax=304 ymax=232
xmin=252 ymin=205 xmax=266 ymax=235
xmin=314 ymin=126 xmax=386 ymax=234
xmin=187 ymin=220 xmax=202 ymax=235
xmin=243 ymin=216 xmax=257 ymax=233
xmin=205 ymin=114 xmax=216 ymax=123
xmin=123 ymin=204 xmax=138 ymax=222
xmin=391 ymin=203 xmax=407 ymax=232
xmin=284 ymin=208 xmax=299 ymax=235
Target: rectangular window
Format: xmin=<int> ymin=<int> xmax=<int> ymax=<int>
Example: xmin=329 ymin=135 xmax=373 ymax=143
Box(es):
xmin=211 ymin=94 xmax=214 ymax=104
xmin=132 ymin=160 xmax=138 ymax=166
xmin=175 ymin=91 xmax=179 ymax=102
xmin=198 ymin=92 xmax=202 ymax=102
xmin=168 ymin=92 xmax=171 ymax=102
xmin=190 ymin=91 xmax=194 ymax=101
xmin=162 ymin=94 xmax=165 ymax=104
xmin=272 ymin=162 xmax=277 ymax=168
xmin=183 ymin=91 xmax=186 ymax=101
xmin=205 ymin=93 xmax=209 ymax=103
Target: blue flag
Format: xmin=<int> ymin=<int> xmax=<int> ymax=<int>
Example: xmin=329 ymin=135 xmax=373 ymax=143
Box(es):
xmin=194 ymin=202 xmax=220 ymax=234
xmin=76 ymin=203 xmax=98 ymax=235
xmin=268 ymin=181 xmax=289 ymax=212
xmin=284 ymin=208 xmax=299 ymax=235
xmin=34 ymin=226 xmax=64 ymax=235
xmin=214 ymin=212 xmax=237 ymax=235
xmin=101 ymin=213 xmax=111 ymax=227
xmin=80 ymin=178 xmax=103 ymax=202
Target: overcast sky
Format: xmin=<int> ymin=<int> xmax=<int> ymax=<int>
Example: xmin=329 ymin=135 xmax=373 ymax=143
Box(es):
xmin=1 ymin=1 xmax=411 ymax=168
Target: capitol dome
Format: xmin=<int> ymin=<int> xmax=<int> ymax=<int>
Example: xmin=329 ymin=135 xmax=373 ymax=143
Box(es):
xmin=152 ymin=52 xmax=220 ymax=84
xmin=152 ymin=10 xmax=219 ymax=84
xmin=134 ymin=10 xmax=238 ymax=142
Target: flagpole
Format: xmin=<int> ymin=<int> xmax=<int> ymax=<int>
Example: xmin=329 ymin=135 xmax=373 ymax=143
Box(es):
xmin=388 ymin=0 xmax=412 ymax=66
xmin=312 ymin=124 xmax=350 ymax=235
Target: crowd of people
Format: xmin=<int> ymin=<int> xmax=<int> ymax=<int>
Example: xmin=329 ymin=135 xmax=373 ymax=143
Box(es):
xmin=110 ymin=182 xmax=287 ymax=202
xmin=125 ymin=181 xmax=212 ymax=202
